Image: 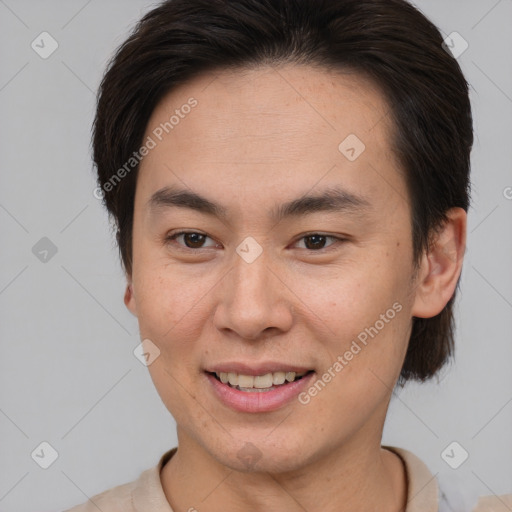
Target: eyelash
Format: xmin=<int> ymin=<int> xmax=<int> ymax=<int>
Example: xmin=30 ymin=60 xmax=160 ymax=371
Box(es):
xmin=165 ymin=230 xmax=347 ymax=252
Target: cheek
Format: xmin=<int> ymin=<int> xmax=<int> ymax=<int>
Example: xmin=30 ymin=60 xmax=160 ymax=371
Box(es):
xmin=303 ymin=246 xmax=412 ymax=384
xmin=133 ymin=258 xmax=212 ymax=339
xmin=135 ymin=269 xmax=208 ymax=419
xmin=299 ymin=300 xmax=410 ymax=435
xmin=304 ymin=254 xmax=405 ymax=331
xmin=131 ymin=271 xmax=208 ymax=413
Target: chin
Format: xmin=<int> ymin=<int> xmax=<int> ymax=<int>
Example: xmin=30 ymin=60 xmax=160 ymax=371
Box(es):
xmin=204 ymin=435 xmax=313 ymax=474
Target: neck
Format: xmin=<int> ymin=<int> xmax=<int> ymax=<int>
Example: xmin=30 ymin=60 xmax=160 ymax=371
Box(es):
xmin=160 ymin=432 xmax=407 ymax=512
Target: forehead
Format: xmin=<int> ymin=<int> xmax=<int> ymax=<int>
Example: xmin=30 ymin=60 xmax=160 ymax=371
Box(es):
xmin=136 ymin=64 xmax=406 ymax=217
xmin=145 ymin=64 xmax=392 ymax=151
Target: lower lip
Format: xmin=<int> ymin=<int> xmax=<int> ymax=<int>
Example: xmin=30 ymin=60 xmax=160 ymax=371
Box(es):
xmin=205 ymin=371 xmax=315 ymax=413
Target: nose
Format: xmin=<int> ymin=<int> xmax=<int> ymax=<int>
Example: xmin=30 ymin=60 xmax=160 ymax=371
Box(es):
xmin=213 ymin=248 xmax=294 ymax=340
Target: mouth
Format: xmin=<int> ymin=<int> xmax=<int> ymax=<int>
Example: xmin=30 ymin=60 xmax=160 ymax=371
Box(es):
xmin=206 ymin=370 xmax=314 ymax=392
xmin=204 ymin=369 xmax=316 ymax=413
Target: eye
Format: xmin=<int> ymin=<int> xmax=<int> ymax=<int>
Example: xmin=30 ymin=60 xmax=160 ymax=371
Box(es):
xmin=293 ymin=233 xmax=345 ymax=251
xmin=165 ymin=231 xmax=219 ymax=249
xmin=165 ymin=231 xmax=346 ymax=252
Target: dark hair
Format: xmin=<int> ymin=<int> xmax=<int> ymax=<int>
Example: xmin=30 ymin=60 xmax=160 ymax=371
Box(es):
xmin=92 ymin=0 xmax=473 ymax=383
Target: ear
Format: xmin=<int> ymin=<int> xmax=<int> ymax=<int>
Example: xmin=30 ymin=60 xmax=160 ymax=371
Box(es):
xmin=124 ymin=278 xmax=138 ymax=317
xmin=411 ymin=207 xmax=467 ymax=318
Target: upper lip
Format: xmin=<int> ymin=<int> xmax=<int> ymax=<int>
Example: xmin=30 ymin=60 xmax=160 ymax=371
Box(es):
xmin=205 ymin=362 xmax=313 ymax=376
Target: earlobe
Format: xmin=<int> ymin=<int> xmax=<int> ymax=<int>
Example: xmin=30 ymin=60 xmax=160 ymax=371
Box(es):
xmin=411 ymin=207 xmax=467 ymax=319
xmin=124 ymin=282 xmax=138 ymax=317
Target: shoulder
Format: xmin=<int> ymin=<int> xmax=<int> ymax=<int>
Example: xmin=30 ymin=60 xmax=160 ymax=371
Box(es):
xmin=437 ymin=472 xmax=512 ymax=512
xmin=385 ymin=445 xmax=512 ymax=512
xmin=62 ymin=475 xmax=138 ymax=512
xmin=472 ymin=494 xmax=512 ymax=512
xmin=63 ymin=447 xmax=178 ymax=512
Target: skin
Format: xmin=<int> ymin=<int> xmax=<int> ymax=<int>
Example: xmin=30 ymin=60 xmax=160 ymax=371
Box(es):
xmin=124 ymin=64 xmax=467 ymax=511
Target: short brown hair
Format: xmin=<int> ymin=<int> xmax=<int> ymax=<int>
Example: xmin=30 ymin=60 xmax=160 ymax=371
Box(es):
xmin=92 ymin=0 xmax=473 ymax=383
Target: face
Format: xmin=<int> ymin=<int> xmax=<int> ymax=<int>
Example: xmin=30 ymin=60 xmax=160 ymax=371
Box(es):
xmin=125 ymin=64 xmax=421 ymax=473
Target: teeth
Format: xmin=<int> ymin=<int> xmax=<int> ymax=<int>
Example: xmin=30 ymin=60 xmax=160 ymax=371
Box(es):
xmin=273 ymin=372 xmax=286 ymax=385
xmin=215 ymin=370 xmax=308 ymax=389
xmin=254 ymin=374 xmax=273 ymax=388
xmin=237 ymin=374 xmax=254 ymax=388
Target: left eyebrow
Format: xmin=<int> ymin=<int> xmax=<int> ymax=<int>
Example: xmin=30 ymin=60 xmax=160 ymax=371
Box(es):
xmin=146 ymin=184 xmax=373 ymax=223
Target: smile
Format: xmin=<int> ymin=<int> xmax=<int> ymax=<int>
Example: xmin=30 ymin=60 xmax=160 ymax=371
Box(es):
xmin=205 ymin=370 xmax=316 ymax=412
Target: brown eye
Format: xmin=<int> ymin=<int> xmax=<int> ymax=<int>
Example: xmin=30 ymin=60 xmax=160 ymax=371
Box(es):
xmin=182 ymin=233 xmax=206 ymax=248
xmin=295 ymin=234 xmax=344 ymax=251
xmin=166 ymin=231 xmax=217 ymax=249
xmin=303 ymin=235 xmax=328 ymax=250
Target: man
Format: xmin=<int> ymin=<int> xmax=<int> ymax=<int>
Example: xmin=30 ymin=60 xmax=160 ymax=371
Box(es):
xmin=67 ymin=0 xmax=510 ymax=510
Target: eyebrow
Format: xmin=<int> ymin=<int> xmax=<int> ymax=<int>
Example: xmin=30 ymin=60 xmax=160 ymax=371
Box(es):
xmin=147 ymin=184 xmax=372 ymax=223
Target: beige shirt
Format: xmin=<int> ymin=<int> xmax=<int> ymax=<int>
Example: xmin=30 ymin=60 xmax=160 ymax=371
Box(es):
xmin=64 ymin=446 xmax=511 ymax=511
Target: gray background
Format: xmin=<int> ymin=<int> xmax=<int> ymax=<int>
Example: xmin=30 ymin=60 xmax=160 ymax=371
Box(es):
xmin=0 ymin=0 xmax=511 ymax=510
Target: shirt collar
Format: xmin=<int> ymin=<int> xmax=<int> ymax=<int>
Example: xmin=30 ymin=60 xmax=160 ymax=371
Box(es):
xmin=384 ymin=445 xmax=439 ymax=512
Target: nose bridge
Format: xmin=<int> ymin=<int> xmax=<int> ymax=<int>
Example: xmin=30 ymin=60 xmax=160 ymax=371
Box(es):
xmin=230 ymin=244 xmax=275 ymax=314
